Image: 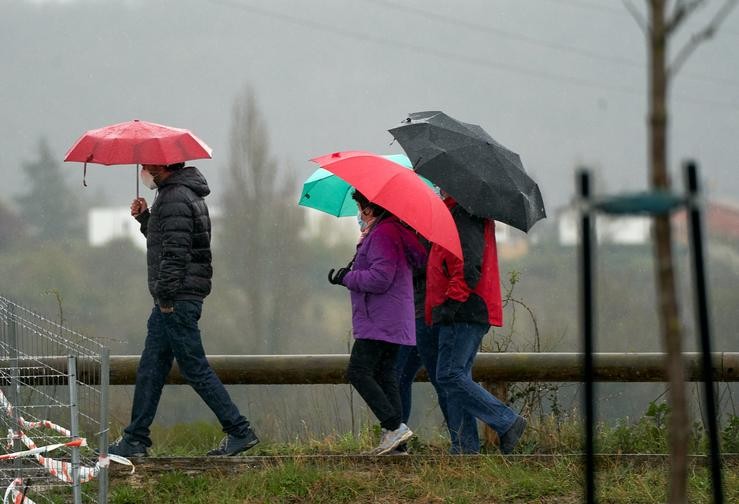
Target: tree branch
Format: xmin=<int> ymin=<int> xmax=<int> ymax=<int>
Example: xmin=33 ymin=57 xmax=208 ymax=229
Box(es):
xmin=669 ymin=0 xmax=739 ymax=78
xmin=667 ymin=0 xmax=707 ymax=35
xmin=623 ymin=0 xmax=649 ymax=33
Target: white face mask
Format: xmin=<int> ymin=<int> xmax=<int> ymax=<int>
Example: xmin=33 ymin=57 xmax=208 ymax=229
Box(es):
xmin=357 ymin=211 xmax=367 ymax=231
xmin=140 ymin=168 xmax=157 ymax=190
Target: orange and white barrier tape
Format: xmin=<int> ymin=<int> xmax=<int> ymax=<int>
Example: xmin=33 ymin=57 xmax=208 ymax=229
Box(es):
xmin=3 ymin=478 xmax=37 ymax=504
xmin=0 ymin=388 xmax=71 ymax=437
xmin=0 ymin=435 xmax=86 ymax=460
xmin=12 ymin=430 xmax=134 ymax=484
xmin=1 ymin=387 xmax=134 ymax=492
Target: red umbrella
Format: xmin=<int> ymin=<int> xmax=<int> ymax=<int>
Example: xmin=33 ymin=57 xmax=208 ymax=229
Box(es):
xmin=311 ymin=150 xmax=463 ymax=259
xmin=64 ymin=119 xmax=213 ymax=195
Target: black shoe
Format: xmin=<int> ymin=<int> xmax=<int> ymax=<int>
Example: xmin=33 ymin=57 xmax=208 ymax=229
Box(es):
xmin=108 ymin=436 xmax=148 ymax=457
xmin=207 ymin=429 xmax=259 ymax=456
xmin=499 ymin=416 xmax=527 ymax=455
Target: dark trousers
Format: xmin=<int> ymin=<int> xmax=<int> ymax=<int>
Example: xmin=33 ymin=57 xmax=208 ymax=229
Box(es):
xmin=394 ymin=317 xmax=427 ymax=424
xmin=124 ymin=301 xmax=249 ymax=446
xmin=347 ymin=338 xmax=402 ymax=431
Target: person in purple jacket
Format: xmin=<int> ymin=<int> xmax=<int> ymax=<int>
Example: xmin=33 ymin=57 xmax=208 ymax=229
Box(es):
xmin=328 ymin=190 xmax=427 ymax=455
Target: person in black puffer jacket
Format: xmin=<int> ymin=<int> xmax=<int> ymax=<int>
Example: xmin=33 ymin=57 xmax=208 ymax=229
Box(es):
xmin=108 ymin=163 xmax=259 ymax=458
xmin=137 ymin=163 xmax=213 ymax=308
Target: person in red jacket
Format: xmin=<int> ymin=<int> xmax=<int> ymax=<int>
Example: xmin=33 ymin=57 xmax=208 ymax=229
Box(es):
xmin=422 ymin=195 xmax=526 ymax=454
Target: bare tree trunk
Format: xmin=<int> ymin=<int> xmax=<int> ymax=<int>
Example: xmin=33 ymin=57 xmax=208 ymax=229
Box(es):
xmin=648 ymin=2 xmax=689 ymax=502
xmin=222 ymin=87 xmax=307 ymax=355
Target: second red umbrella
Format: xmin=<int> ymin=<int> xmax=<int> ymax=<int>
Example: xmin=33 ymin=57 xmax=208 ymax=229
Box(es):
xmin=311 ymin=151 xmax=462 ymax=259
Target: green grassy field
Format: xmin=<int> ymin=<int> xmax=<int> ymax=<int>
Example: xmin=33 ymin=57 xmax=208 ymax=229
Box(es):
xmin=102 ymin=415 xmax=738 ymax=503
xmin=109 ymin=456 xmax=737 ymax=504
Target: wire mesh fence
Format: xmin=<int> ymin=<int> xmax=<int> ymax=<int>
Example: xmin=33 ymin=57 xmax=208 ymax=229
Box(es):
xmin=0 ymin=295 xmax=110 ymax=504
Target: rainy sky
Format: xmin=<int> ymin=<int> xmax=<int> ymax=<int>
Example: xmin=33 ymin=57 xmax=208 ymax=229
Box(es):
xmin=2 ymin=0 xmax=738 ymax=211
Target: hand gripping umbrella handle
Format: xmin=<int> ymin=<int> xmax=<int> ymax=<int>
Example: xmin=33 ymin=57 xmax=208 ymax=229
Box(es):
xmin=328 ymin=255 xmax=356 ymax=283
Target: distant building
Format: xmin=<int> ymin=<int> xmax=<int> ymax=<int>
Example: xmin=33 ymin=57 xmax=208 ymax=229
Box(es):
xmin=88 ymin=206 xmax=223 ymax=251
xmin=298 ymin=209 xmax=531 ymax=258
xmin=494 ymin=221 xmax=529 ymax=260
xmin=88 ymin=207 xmax=146 ymax=251
xmin=672 ymin=199 xmax=739 ymax=242
xmin=556 ymin=206 xmax=651 ymax=246
xmin=553 ymin=198 xmax=739 ymax=247
xmin=298 ymin=210 xmax=359 ymax=246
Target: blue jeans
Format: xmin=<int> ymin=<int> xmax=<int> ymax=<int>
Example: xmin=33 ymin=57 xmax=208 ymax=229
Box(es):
xmin=394 ymin=319 xmax=426 ymax=424
xmin=416 ymin=321 xmax=479 ymax=453
xmin=124 ymin=301 xmax=249 ymax=446
xmin=436 ymin=322 xmax=517 ymax=452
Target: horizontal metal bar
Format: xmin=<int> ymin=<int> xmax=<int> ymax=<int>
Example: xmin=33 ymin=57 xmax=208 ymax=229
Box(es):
xmin=0 ymin=353 xmax=736 ymax=385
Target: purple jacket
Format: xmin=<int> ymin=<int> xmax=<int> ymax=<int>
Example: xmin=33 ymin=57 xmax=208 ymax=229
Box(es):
xmin=342 ymin=217 xmax=427 ymax=345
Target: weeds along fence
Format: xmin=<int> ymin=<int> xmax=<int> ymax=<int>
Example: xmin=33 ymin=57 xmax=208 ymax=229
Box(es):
xmin=0 ymin=296 xmax=111 ymax=504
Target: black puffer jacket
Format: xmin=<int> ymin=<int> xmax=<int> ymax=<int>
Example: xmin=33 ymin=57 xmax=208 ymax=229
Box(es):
xmin=136 ymin=166 xmax=213 ymax=307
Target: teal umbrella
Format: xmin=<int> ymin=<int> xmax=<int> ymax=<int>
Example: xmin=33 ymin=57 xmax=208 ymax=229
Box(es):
xmin=299 ymin=154 xmax=433 ymax=217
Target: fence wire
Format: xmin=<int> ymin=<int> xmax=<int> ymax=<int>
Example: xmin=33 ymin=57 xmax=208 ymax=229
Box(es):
xmin=0 ymin=295 xmax=109 ymax=504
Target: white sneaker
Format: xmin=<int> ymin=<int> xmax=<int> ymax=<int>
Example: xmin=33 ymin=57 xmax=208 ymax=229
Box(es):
xmin=373 ymin=423 xmax=414 ymax=455
xmin=363 ymin=428 xmax=388 ymax=455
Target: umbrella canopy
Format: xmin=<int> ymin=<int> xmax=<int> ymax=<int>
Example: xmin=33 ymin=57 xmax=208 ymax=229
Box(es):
xmin=299 ymin=154 xmax=434 ymax=217
xmin=64 ymin=119 xmax=212 ymax=166
xmin=310 ymin=151 xmax=462 ymax=259
xmin=389 ymin=111 xmax=546 ymax=232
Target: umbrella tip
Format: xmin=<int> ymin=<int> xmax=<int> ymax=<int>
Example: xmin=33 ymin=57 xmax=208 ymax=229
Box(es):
xmin=331 ymin=152 xmax=341 ymax=158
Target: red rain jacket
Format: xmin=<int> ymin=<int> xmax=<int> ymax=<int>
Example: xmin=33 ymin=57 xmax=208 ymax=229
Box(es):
xmin=425 ymin=198 xmax=503 ymax=327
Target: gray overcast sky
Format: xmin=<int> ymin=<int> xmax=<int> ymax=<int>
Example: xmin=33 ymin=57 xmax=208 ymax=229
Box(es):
xmin=1 ymin=0 xmax=738 ymax=212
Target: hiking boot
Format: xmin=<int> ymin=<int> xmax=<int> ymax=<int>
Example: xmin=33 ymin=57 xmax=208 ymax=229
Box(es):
xmin=499 ymin=416 xmax=527 ymax=454
xmin=373 ymin=423 xmax=414 ymax=456
xmin=207 ymin=429 xmax=259 ymax=456
xmin=108 ymin=436 xmax=148 ymax=458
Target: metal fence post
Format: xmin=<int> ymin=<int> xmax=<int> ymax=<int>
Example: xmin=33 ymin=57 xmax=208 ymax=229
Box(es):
xmin=7 ymin=303 xmax=23 ymax=480
xmin=684 ymin=160 xmax=723 ymax=504
xmin=577 ymin=168 xmax=596 ymax=504
xmin=68 ymin=355 xmax=82 ymax=504
xmin=98 ymin=348 xmax=110 ymax=504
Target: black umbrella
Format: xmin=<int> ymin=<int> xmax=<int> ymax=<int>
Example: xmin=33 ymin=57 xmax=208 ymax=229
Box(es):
xmin=389 ymin=111 xmax=546 ymax=232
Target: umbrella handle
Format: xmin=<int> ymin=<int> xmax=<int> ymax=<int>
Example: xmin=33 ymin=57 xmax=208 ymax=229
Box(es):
xmin=136 ymin=164 xmax=140 ymax=199
xmin=83 ymin=154 xmax=93 ymax=188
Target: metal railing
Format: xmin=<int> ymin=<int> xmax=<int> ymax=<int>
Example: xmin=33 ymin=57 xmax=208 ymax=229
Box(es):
xmin=2 ymin=352 xmax=736 ymax=385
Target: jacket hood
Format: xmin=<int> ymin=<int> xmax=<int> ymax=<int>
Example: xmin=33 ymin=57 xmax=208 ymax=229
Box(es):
xmin=159 ymin=166 xmax=210 ymax=197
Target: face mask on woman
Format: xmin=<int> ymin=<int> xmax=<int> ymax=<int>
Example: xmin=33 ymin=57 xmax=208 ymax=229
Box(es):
xmin=140 ymin=168 xmax=157 ymax=190
xmin=357 ymin=211 xmax=368 ymax=231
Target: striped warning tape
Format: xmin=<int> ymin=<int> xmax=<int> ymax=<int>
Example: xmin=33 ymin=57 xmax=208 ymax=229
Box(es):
xmin=12 ymin=430 xmax=133 ymax=483
xmin=3 ymin=478 xmax=37 ymax=504
xmin=1 ymin=386 xmax=133 ymax=495
xmin=0 ymin=388 xmax=71 ymax=438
